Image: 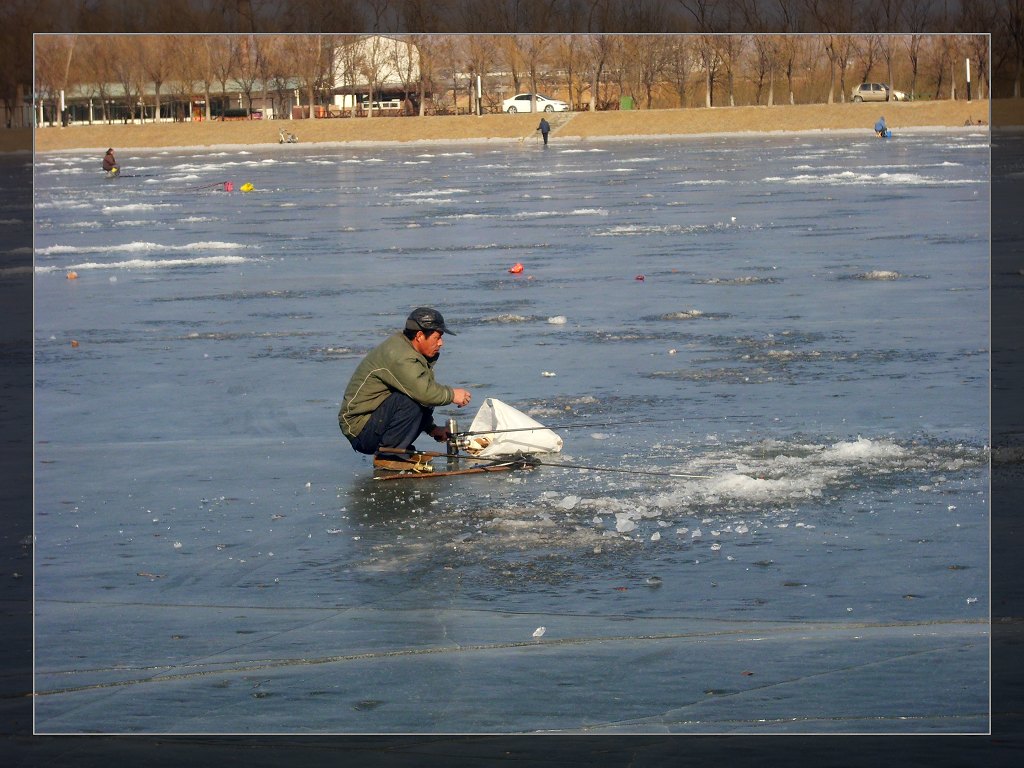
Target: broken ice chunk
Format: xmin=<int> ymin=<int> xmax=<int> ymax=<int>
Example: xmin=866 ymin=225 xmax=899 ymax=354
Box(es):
xmin=615 ymin=514 xmax=637 ymax=533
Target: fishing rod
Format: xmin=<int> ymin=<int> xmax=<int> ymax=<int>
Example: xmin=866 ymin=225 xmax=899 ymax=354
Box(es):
xmin=376 ymin=447 xmax=508 ymax=465
xmin=185 ymin=180 xmax=232 ymax=191
xmin=376 ymin=447 xmax=711 ymax=479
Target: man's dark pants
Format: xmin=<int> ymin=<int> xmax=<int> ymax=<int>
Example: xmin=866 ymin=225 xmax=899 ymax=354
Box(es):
xmin=349 ymin=392 xmax=432 ymax=455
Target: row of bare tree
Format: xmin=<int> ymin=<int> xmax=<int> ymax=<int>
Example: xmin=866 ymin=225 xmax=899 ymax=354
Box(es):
xmin=33 ymin=35 xmax=330 ymax=123
xmin=9 ymin=0 xmax=1024 ymax=126
xmin=35 ymin=32 xmax=989 ymax=126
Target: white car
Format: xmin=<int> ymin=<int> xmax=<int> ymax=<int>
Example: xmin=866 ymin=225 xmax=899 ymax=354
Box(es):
xmin=502 ymin=93 xmax=570 ymax=113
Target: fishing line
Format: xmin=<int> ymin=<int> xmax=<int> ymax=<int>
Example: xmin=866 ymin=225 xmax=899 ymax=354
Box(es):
xmin=453 ymin=416 xmax=689 ymax=439
xmin=530 ymin=459 xmax=711 ymax=479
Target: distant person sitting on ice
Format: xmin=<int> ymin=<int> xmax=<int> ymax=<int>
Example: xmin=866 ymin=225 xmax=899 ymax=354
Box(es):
xmin=874 ymin=116 xmax=888 ymax=137
xmin=338 ymin=307 xmax=473 ymax=472
xmin=102 ymin=148 xmax=118 ymax=175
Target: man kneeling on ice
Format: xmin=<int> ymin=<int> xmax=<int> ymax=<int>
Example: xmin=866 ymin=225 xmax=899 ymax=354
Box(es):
xmin=338 ymin=307 xmax=472 ymax=471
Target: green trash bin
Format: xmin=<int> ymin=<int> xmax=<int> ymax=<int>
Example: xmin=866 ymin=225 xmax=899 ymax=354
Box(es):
xmin=619 ymin=96 xmax=634 ymax=110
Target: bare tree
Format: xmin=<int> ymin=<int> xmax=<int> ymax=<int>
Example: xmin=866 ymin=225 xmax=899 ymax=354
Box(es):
xmin=879 ymin=33 xmax=899 ymax=92
xmin=364 ymin=0 xmax=398 ymax=33
xmin=965 ymin=34 xmax=991 ymax=100
xmin=396 ymin=0 xmax=456 ymax=32
xmin=458 ymin=35 xmax=483 ymax=114
xmin=109 ymin=37 xmax=145 ymax=123
xmin=430 ymin=35 xmax=459 ymax=113
xmin=140 ymin=35 xmax=174 ymax=122
xmin=194 ymin=37 xmax=218 ymax=121
xmin=604 ymin=35 xmax=633 ymax=107
xmin=208 ymin=36 xmax=237 ymax=117
xmin=232 ymin=36 xmax=262 ymax=114
xmin=820 ymin=34 xmax=840 ymax=103
xmin=834 ymin=35 xmax=857 ymax=102
xmin=694 ymin=34 xmax=722 ymax=107
xmin=745 ymin=34 xmax=775 ymax=105
xmin=0 ymin=0 xmax=35 ymax=127
xmin=675 ymin=0 xmax=725 ymax=32
xmin=358 ymin=34 xmax=392 ymax=117
xmin=34 ymin=34 xmax=76 ymax=126
xmin=902 ymin=0 xmax=939 ymax=99
xmin=778 ymin=34 xmax=804 ymax=105
xmin=285 ymin=33 xmax=331 ymax=118
xmin=168 ymin=36 xmax=203 ymax=121
xmin=250 ymin=36 xmax=275 ymax=118
xmin=623 ymin=35 xmax=671 ymax=109
xmin=583 ymin=33 xmax=616 ymax=111
xmin=259 ymin=36 xmax=292 ymax=117
xmin=958 ymin=2 xmax=997 ymax=100
xmin=519 ymin=33 xmax=555 ymax=109
xmin=410 ymin=34 xmax=444 ymax=116
xmin=870 ymin=0 xmax=908 ymax=31
xmin=663 ymin=35 xmax=691 ymax=108
xmin=556 ymin=33 xmax=589 ymax=110
xmin=946 ymin=35 xmax=963 ymax=100
xmin=714 ymin=34 xmax=744 ymax=106
xmin=280 ymin=0 xmax=367 ymax=31
xmin=669 ymin=1 xmax=727 ymax=103
xmin=998 ymin=0 xmax=1024 ymax=98
xmin=853 ymin=34 xmax=881 ymax=84
xmin=392 ymin=34 xmax=427 ymax=113
xmin=78 ymin=35 xmax=117 ymax=123
xmin=497 ymin=36 xmax=526 ymax=95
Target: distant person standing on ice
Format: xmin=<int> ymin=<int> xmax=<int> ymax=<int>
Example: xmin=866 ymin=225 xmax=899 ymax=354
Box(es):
xmin=102 ymin=148 xmax=118 ymax=175
xmin=537 ymin=117 xmax=551 ymax=145
xmin=338 ymin=307 xmax=472 ymax=471
xmin=874 ymin=116 xmax=888 ymax=137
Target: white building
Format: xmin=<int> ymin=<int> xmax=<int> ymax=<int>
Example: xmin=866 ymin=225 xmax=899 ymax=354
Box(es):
xmin=331 ymin=35 xmax=421 ymax=112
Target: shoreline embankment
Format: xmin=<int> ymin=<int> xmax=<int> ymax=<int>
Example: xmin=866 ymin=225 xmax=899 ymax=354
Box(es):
xmin=20 ymin=98 xmax=1009 ymax=155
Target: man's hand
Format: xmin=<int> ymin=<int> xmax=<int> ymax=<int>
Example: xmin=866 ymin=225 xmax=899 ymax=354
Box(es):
xmin=429 ymin=425 xmax=449 ymax=443
xmin=452 ymin=388 xmax=472 ymax=407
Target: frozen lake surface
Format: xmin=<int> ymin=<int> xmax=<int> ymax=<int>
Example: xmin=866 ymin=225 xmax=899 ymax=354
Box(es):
xmin=33 ymin=129 xmax=989 ymax=734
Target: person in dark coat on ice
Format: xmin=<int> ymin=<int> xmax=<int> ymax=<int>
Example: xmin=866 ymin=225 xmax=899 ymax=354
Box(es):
xmin=537 ymin=117 xmax=551 ymax=145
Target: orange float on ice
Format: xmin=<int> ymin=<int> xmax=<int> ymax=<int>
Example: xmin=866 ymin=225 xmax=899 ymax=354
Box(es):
xmin=66 ymin=271 xmax=78 ymax=280
xmin=509 ymin=262 xmax=524 ymax=274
